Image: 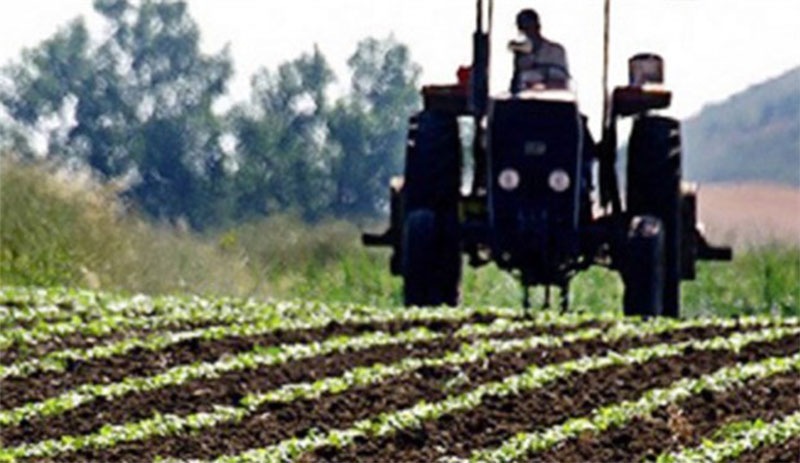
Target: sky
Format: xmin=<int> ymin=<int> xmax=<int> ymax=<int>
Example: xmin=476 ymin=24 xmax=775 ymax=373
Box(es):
xmin=1 ymin=0 xmax=798 ymax=133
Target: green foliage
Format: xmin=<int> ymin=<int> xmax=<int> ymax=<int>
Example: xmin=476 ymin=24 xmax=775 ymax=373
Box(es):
xmin=0 ymin=161 xmax=89 ymax=287
xmin=230 ymin=36 xmax=421 ymax=222
xmin=0 ymin=160 xmax=253 ymax=295
xmin=2 ymin=158 xmax=797 ymax=317
xmin=0 ymin=0 xmax=422 ymax=228
xmin=1 ymin=1 xmax=234 ymax=229
xmin=683 ymin=245 xmax=800 ymax=317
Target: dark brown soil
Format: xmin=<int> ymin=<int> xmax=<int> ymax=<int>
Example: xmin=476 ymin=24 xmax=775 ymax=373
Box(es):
xmin=59 ymin=325 xmax=749 ymax=462
xmin=8 ymin=317 xmax=585 ymax=447
xmin=531 ymin=373 xmax=800 ymax=462
xmin=307 ymin=334 xmax=800 ymax=462
xmin=735 ymin=436 xmax=800 ymax=462
xmin=3 ymin=330 xmax=511 ymax=448
xmin=0 ymin=314 xmax=498 ymax=410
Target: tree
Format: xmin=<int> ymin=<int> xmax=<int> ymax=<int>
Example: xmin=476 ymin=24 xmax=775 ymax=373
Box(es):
xmin=327 ymin=36 xmax=421 ymax=218
xmin=231 ymin=46 xmax=337 ymax=221
xmin=232 ymin=37 xmax=421 ymax=221
xmin=1 ymin=2 xmax=423 ymax=227
xmin=0 ymin=0 xmax=233 ymax=228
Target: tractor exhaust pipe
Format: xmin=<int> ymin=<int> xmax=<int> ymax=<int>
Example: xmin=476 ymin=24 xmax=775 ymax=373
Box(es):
xmin=470 ymin=0 xmax=491 ymax=117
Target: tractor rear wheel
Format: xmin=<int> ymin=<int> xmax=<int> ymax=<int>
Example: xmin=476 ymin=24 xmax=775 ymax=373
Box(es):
xmin=401 ymin=109 xmax=462 ymax=307
xmin=627 ymin=116 xmax=682 ymax=317
xmin=623 ymin=215 xmax=665 ymax=318
xmin=402 ymin=209 xmax=461 ymax=306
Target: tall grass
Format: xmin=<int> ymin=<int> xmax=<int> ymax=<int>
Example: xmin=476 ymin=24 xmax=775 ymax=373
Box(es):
xmin=1 ymin=158 xmax=797 ymax=316
xmin=0 ymin=160 xmax=254 ymax=297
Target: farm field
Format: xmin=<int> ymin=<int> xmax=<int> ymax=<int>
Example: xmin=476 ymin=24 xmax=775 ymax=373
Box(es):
xmin=0 ymin=287 xmax=798 ymax=462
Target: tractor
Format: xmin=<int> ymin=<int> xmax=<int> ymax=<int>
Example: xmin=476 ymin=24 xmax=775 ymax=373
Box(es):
xmin=363 ymin=0 xmax=731 ymax=317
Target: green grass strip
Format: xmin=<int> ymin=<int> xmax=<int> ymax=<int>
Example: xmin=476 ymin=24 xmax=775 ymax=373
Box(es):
xmin=0 ymin=315 xmax=763 ymax=460
xmin=466 ymin=351 xmax=800 ymax=462
xmin=171 ymin=325 xmax=799 ymax=463
xmin=654 ymin=410 xmax=800 ymax=463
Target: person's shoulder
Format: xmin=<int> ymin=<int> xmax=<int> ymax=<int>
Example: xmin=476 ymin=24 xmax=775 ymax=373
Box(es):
xmin=542 ymin=38 xmax=566 ymax=52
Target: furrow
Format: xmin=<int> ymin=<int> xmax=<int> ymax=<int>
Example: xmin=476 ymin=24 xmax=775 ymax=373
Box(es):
xmin=655 ymin=409 xmax=800 ymax=463
xmin=1 ymin=317 xmax=746 ymax=461
xmin=463 ymin=354 xmax=800 ymax=462
xmin=531 ymin=371 xmax=799 ymax=462
xmin=0 ymin=317 xmax=561 ymax=433
xmin=0 ymin=299 xmax=464 ymax=357
xmin=0 ymin=318 xmax=581 ymax=448
xmin=0 ymin=311 xmax=611 ymax=410
xmin=162 ymin=325 xmax=798 ymax=463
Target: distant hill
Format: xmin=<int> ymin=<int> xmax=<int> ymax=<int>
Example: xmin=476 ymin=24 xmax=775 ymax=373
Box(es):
xmin=682 ymin=67 xmax=800 ymax=187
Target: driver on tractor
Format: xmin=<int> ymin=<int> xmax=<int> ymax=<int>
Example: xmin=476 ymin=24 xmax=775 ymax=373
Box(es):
xmin=509 ymin=8 xmax=569 ymax=91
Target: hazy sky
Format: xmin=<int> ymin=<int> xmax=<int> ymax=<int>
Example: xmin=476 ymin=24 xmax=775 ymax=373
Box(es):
xmin=1 ymin=0 xmax=798 ymax=129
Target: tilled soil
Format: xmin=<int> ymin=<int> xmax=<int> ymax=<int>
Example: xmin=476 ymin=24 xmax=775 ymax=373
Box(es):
xmin=0 ymin=313 xmax=502 ymax=409
xmin=531 ymin=373 xmax=800 ymax=462
xmin=56 ymin=325 xmax=758 ymax=462
xmin=0 ymin=313 xmax=513 ymax=366
xmin=3 ymin=322 xmax=580 ymax=446
xmin=2 ymin=338 xmax=461 ymax=447
xmin=307 ymin=334 xmax=800 ymax=462
xmin=735 ymin=436 xmax=800 ymax=462
xmin=1 ymin=313 xmax=339 ymax=365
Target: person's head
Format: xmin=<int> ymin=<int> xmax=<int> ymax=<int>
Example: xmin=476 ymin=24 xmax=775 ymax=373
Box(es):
xmin=516 ymin=8 xmax=541 ymax=37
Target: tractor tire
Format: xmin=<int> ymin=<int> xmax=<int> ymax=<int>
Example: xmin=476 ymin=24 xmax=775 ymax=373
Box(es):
xmin=402 ymin=209 xmax=461 ymax=307
xmin=627 ymin=116 xmax=682 ymax=317
xmin=623 ymin=215 xmax=665 ymax=318
xmin=403 ymin=110 xmax=462 ymax=213
xmin=401 ymin=109 xmax=462 ymax=307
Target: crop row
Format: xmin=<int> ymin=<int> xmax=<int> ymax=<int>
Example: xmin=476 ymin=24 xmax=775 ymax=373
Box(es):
xmin=2 ymin=312 xmax=788 ymax=426
xmin=4 ymin=286 xmax=798 ymax=358
xmin=465 ymin=351 xmax=800 ymax=462
xmin=165 ymin=325 xmax=798 ymax=463
xmin=0 ymin=286 xmax=529 ymax=329
xmin=655 ymin=410 xmax=800 ymax=463
xmin=0 ymin=318 xmax=549 ymax=428
xmin=0 ymin=287 xmax=176 ymax=327
xmin=1 ymin=318 xmax=788 ymax=460
xmin=4 ymin=297 xmax=796 ymax=380
xmin=0 ymin=290 xmax=603 ymax=354
xmin=1 ymin=312 xmax=587 ymax=380
xmin=0 ymin=305 xmax=754 ymax=381
xmin=0 ymin=297 xmax=524 ymax=358
xmin=0 ymin=318 xmax=666 ymax=460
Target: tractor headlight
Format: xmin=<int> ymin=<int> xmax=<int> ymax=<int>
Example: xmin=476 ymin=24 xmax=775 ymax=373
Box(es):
xmin=498 ymin=168 xmax=520 ymax=191
xmin=548 ymin=169 xmax=571 ymax=192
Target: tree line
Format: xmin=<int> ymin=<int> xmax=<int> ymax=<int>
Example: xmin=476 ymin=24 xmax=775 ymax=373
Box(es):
xmin=0 ymin=0 xmax=421 ymax=229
